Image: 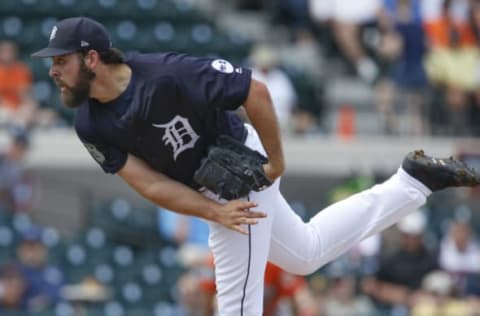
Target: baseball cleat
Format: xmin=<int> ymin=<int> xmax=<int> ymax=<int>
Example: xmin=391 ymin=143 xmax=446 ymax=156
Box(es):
xmin=402 ymin=150 xmax=480 ymax=191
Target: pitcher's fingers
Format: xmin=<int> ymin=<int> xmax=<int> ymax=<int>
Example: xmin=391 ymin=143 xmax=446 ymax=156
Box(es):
xmin=246 ymin=210 xmax=267 ymax=218
xmin=238 ymin=201 xmax=258 ymax=209
xmin=244 ymin=218 xmax=259 ymax=225
xmin=233 ymin=225 xmax=248 ymax=235
xmin=233 ymin=216 xmax=259 ymax=225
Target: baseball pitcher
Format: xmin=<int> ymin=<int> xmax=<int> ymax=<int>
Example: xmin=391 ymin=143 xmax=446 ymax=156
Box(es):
xmin=32 ymin=17 xmax=480 ymax=316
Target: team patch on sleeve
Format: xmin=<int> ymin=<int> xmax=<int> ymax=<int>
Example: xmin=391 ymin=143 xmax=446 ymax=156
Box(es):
xmin=211 ymin=59 xmax=234 ymax=74
xmin=83 ymin=143 xmax=106 ymax=164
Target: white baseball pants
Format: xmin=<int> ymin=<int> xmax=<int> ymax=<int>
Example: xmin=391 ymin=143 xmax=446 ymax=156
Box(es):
xmin=205 ymin=125 xmax=431 ymax=316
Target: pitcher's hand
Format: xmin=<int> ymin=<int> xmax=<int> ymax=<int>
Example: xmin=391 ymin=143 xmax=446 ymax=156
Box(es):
xmin=214 ymin=200 xmax=266 ymax=234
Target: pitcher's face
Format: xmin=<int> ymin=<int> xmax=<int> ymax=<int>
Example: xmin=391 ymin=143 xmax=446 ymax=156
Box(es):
xmin=49 ymin=52 xmax=95 ymax=108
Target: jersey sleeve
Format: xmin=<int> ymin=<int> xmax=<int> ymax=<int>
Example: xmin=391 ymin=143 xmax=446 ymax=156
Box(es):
xmin=178 ymin=56 xmax=252 ymax=111
xmin=75 ymin=111 xmax=127 ymax=174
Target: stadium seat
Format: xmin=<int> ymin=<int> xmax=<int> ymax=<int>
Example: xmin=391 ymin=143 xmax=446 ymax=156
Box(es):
xmin=125 ymin=308 xmax=152 ymax=316
xmin=112 ymin=264 xmax=139 ymax=285
xmin=112 ymin=245 xmax=134 ymax=267
xmin=64 ymin=243 xmax=92 ymax=282
xmin=120 ymin=281 xmax=144 ymax=307
xmin=0 ymin=0 xmax=16 ymax=13
xmin=133 ymin=0 xmax=181 ymax=21
xmin=140 ymin=263 xmax=170 ymax=304
xmin=85 ymin=227 xmax=107 ymax=248
xmin=13 ymin=18 xmax=55 ymax=53
xmin=109 ymin=198 xmax=132 ymax=222
xmin=152 ymin=302 xmax=176 ymax=316
xmin=150 ymin=21 xmax=179 ymax=52
xmin=32 ymin=81 xmax=54 ymax=107
xmin=94 ymin=263 xmax=115 ymax=285
xmin=42 ymin=226 xmax=64 ymax=265
xmin=0 ymin=0 xmax=55 ymax=18
xmin=83 ymin=0 xmax=125 ymax=20
xmin=26 ymin=58 xmax=51 ymax=82
xmin=85 ymin=307 xmax=107 ymax=316
xmin=0 ymin=225 xmax=16 ymax=265
xmin=0 ymin=16 xmax=22 ymax=39
xmin=103 ymin=301 xmax=126 ymax=316
xmin=11 ymin=213 xmax=33 ymax=235
xmin=47 ymin=0 xmax=86 ymax=17
xmin=0 ymin=208 xmax=13 ymax=224
xmin=111 ymin=245 xmax=142 ymax=288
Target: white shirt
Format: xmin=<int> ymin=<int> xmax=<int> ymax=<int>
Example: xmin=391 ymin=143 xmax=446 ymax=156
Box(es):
xmin=439 ymin=238 xmax=480 ymax=273
xmin=252 ymin=68 xmax=297 ymax=129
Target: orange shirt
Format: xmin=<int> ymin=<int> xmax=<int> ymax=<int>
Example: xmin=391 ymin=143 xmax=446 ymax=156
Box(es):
xmin=263 ymin=263 xmax=306 ymax=316
xmin=0 ymin=62 xmax=32 ymax=109
xmin=424 ymin=19 xmax=477 ymax=48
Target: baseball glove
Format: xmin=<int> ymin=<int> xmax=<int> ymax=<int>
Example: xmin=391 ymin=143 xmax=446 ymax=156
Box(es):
xmin=194 ymin=135 xmax=273 ymax=200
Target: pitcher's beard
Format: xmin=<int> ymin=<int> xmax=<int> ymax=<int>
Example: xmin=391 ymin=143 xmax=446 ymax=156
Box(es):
xmin=59 ymin=61 xmax=95 ymax=108
xmin=60 ymin=83 xmax=90 ymax=108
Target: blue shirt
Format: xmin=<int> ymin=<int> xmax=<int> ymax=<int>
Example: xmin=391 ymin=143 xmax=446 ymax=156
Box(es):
xmin=158 ymin=208 xmax=209 ymax=246
xmin=383 ymin=0 xmax=427 ymax=88
xmin=75 ymin=52 xmax=251 ymax=188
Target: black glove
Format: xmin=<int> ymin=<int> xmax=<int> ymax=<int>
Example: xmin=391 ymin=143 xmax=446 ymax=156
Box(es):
xmin=194 ymin=135 xmax=273 ymax=200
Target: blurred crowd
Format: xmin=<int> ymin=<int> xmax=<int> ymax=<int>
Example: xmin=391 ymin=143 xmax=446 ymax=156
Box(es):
xmin=0 ymin=40 xmax=63 ymax=130
xmin=232 ymin=0 xmax=480 ymax=137
xmin=0 ymin=0 xmax=480 ymax=315
xmin=154 ymin=176 xmax=480 ymax=316
xmin=0 ymin=124 xmax=477 ymax=316
xmin=2 ymin=0 xmax=480 ymax=137
xmin=155 ymin=168 xmax=480 ymax=316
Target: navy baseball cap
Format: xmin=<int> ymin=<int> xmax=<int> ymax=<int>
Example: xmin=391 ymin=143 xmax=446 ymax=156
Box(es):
xmin=31 ymin=17 xmax=112 ymax=58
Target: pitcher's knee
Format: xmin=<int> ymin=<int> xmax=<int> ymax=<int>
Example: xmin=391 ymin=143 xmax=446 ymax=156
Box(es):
xmin=298 ymin=263 xmax=321 ymax=275
xmin=283 ymin=260 xmax=321 ymax=276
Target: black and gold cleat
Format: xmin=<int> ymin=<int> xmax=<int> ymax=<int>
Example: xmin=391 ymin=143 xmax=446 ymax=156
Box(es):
xmin=402 ymin=150 xmax=480 ymax=192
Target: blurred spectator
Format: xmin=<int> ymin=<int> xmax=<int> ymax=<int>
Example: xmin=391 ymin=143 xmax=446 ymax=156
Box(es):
xmin=0 ymin=263 xmax=27 ymax=311
xmin=178 ymin=269 xmax=210 ymax=316
xmin=323 ymin=275 xmax=375 ymax=316
xmin=250 ymin=45 xmax=299 ymax=132
xmin=438 ymin=217 xmax=480 ymax=297
xmin=262 ymin=263 xmax=318 ymax=316
xmin=0 ymin=41 xmax=37 ymax=127
xmin=310 ymin=0 xmax=382 ymax=83
xmin=158 ymin=207 xmax=209 ymax=247
xmin=0 ymin=127 xmax=32 ymax=212
xmin=411 ymin=270 xmax=473 ymax=316
xmin=160 ymin=207 xmax=317 ymax=315
xmin=423 ymin=0 xmax=478 ymax=135
xmin=200 ymin=256 xmax=318 ymax=316
xmin=60 ymin=276 xmax=112 ymax=315
xmin=471 ymin=0 xmax=480 ymax=40
xmin=158 ymin=209 xmax=238 ymax=314
xmin=375 ymin=0 xmax=430 ymax=135
xmin=158 ymin=207 xmax=210 ymax=267
xmin=61 ymin=276 xmax=111 ymax=302
xmin=439 ymin=218 xmax=480 ymax=274
xmin=362 ymin=210 xmax=438 ymax=315
xmin=16 ymin=226 xmax=64 ymax=312
xmin=271 ymin=0 xmax=312 ymax=31
xmin=468 ymin=0 xmax=480 ymax=136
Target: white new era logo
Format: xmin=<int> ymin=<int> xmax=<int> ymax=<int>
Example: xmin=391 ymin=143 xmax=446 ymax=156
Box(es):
xmin=80 ymin=40 xmax=90 ymax=47
xmin=49 ymin=26 xmax=57 ymax=41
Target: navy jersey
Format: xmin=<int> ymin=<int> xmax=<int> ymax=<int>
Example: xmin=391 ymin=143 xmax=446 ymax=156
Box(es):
xmin=75 ymin=52 xmax=251 ymax=188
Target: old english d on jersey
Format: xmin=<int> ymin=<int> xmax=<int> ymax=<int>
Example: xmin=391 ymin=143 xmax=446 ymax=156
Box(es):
xmin=75 ymin=52 xmax=251 ymax=188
